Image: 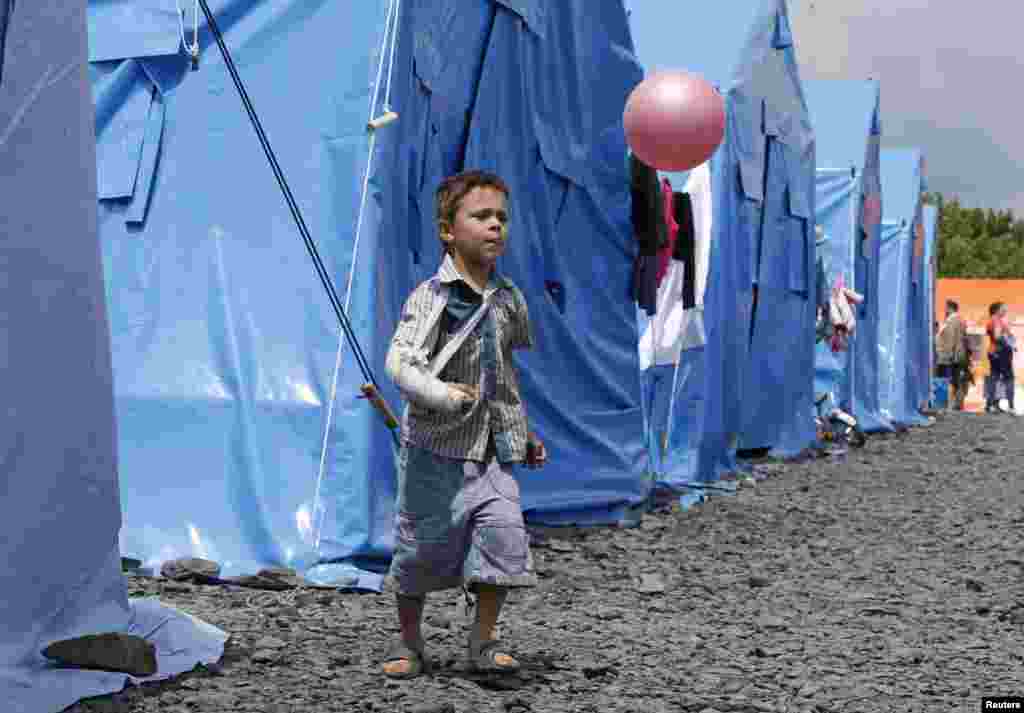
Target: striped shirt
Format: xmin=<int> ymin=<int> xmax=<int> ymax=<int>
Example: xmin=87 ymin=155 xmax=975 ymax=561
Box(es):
xmin=385 ymin=254 xmax=533 ymax=462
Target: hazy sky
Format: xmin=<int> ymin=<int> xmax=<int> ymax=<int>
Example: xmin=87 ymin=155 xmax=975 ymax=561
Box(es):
xmin=789 ymin=0 xmax=1023 ymax=214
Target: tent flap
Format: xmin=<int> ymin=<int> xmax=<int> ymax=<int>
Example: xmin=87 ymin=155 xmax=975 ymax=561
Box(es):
xmin=92 ymin=59 xmax=155 ymax=201
xmin=493 ymin=0 xmax=545 ymax=38
xmin=87 ymin=1 xmax=182 ymax=63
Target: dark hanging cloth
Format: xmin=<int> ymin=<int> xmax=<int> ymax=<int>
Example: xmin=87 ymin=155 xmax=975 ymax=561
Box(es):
xmin=673 ymin=192 xmax=697 ymax=309
xmin=630 ymin=154 xmax=666 ymax=256
xmin=630 ymin=154 xmax=665 ymax=314
xmin=656 ymin=178 xmax=679 ymax=287
xmin=632 ymin=254 xmax=659 ymax=316
xmin=815 ymin=257 xmax=829 ymax=315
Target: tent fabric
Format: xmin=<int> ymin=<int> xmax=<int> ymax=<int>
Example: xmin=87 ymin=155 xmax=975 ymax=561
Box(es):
xmin=90 ymin=0 xmax=395 ymax=580
xmin=812 ymin=171 xmax=857 ymax=399
xmin=630 ymin=0 xmax=816 ymax=484
xmin=804 ymin=80 xmax=891 ymax=432
xmin=740 ymin=134 xmax=817 ymax=455
xmin=378 ymin=0 xmax=651 ymax=528
xmin=878 ymin=149 xmax=929 ymax=426
xmin=922 ymin=204 xmax=939 ymax=404
xmin=94 ymin=0 xmax=652 ymax=588
xmin=909 ymin=206 xmax=937 ymax=412
xmin=1 ymin=3 xmax=225 ymax=712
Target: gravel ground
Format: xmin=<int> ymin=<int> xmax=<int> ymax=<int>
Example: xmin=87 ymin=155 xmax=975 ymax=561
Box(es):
xmin=66 ymin=411 xmax=1024 ymax=713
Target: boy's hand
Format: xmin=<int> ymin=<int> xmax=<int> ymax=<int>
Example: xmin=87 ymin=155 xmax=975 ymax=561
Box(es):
xmin=525 ymin=432 xmax=546 ymax=469
xmin=447 ymin=383 xmax=478 ymax=410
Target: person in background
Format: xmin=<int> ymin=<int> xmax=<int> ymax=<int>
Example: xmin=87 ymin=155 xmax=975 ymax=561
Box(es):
xmin=984 ymin=301 xmax=1017 ymax=414
xmin=935 ymin=300 xmax=969 ymax=410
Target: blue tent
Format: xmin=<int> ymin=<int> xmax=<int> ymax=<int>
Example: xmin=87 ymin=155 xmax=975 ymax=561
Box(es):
xmin=2 ymin=3 xmax=224 ymax=712
xmin=878 ymin=148 xmax=929 ymax=426
xmin=89 ymin=0 xmax=397 ymax=585
xmin=804 ymin=80 xmax=892 ymax=432
xmin=629 ymin=0 xmax=816 ymax=489
xmin=922 ymin=203 xmax=939 ymax=405
xmin=89 ymin=0 xmax=651 ymax=588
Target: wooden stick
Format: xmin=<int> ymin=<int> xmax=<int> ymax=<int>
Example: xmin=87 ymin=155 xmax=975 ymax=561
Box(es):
xmin=361 ymin=384 xmax=399 ymax=430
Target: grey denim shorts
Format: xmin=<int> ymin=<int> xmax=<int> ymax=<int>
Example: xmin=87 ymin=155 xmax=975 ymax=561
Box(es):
xmin=389 ymin=442 xmax=536 ymax=596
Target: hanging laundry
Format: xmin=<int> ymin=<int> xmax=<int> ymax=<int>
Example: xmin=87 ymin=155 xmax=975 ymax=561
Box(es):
xmin=632 ymin=254 xmax=659 ymax=317
xmin=683 ymin=161 xmax=712 ymax=308
xmin=637 ymin=161 xmax=714 ymax=367
xmin=814 ymin=226 xmax=831 ymax=342
xmin=673 ymin=191 xmax=697 ymax=309
xmin=630 ymin=154 xmax=666 ymax=315
xmin=656 ymin=178 xmax=679 ymax=287
xmin=630 ymin=154 xmax=666 ymax=255
xmin=678 ymin=161 xmax=713 ymax=350
xmin=828 ymin=274 xmax=864 ymax=353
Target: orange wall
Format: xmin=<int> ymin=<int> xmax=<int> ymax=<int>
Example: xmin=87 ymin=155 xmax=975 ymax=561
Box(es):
xmin=935 ymin=279 xmax=1024 ymax=327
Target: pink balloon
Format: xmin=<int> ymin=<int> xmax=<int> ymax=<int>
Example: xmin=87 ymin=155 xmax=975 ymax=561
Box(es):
xmin=623 ymin=71 xmax=726 ymax=172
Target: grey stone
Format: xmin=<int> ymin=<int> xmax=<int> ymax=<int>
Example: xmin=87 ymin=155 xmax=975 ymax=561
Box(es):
xmin=636 ymin=573 xmax=666 ymax=594
xmin=161 ymin=581 xmax=193 ymax=594
xmin=225 ymin=574 xmax=296 ymax=591
xmin=755 ymin=615 xmax=788 ymax=630
xmin=293 ymin=591 xmax=318 ymax=607
xmin=409 ymin=705 xmax=455 ymax=713
xmin=160 ymin=557 xmax=221 ymax=582
xmin=43 ymin=633 xmax=157 ymax=677
xmin=252 ymin=650 xmax=279 ymax=664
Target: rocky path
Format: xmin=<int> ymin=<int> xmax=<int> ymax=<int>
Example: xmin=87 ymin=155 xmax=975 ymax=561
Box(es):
xmin=68 ymin=412 xmax=1024 ymax=713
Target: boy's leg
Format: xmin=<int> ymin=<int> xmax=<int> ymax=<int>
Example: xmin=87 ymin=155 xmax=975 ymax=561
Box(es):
xmin=471 ymin=585 xmax=516 ymax=666
xmin=461 ymin=453 xmax=535 ymax=671
xmin=383 ymin=593 xmax=427 ymax=677
xmin=384 ymin=445 xmax=471 ymax=677
xmin=396 ymin=593 xmax=426 ymax=649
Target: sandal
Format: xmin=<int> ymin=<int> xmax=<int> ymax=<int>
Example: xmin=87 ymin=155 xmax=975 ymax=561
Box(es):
xmin=467 ymin=638 xmax=520 ymax=673
xmin=382 ymin=642 xmax=429 ymax=679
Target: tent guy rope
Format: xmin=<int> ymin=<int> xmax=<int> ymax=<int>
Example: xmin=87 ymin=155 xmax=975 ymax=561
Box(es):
xmin=193 ymin=0 xmax=401 ymax=447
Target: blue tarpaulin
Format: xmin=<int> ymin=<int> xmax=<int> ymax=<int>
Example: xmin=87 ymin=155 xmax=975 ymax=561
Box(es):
xmin=878 ymin=148 xmax=929 ymax=427
xmin=89 ymin=0 xmax=651 ymax=591
xmin=804 ymin=80 xmax=892 ymax=432
xmin=90 ymin=0 xmax=393 ymax=583
xmin=922 ymin=203 xmax=939 ymax=405
xmin=1 ymin=3 xmax=225 ymax=712
xmin=629 ymin=0 xmax=816 ymax=487
xmin=910 ymin=202 xmax=938 ymax=412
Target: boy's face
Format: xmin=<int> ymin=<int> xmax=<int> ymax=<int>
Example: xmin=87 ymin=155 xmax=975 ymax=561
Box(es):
xmin=442 ymin=187 xmax=508 ymax=269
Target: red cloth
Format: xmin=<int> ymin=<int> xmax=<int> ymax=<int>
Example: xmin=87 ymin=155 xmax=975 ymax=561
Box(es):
xmin=656 ymin=178 xmax=679 ymax=286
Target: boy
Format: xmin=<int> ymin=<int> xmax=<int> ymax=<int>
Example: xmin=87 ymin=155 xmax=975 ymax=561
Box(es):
xmin=382 ymin=170 xmax=547 ymax=679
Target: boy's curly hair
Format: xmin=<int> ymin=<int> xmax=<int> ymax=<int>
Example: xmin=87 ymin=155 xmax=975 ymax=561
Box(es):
xmin=435 ymin=171 xmax=509 ymax=249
